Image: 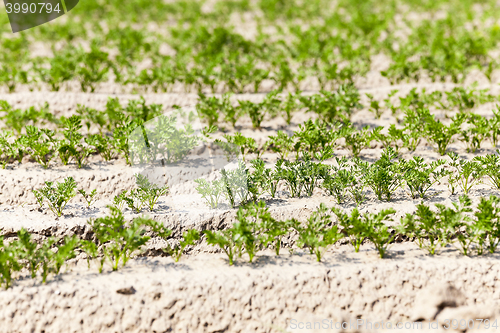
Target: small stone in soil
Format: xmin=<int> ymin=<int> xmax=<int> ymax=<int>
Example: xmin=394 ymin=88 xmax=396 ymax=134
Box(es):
xmin=116 ymin=286 xmax=137 ymax=295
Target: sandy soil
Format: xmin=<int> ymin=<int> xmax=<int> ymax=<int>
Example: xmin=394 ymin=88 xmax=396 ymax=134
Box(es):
xmin=2 ymin=76 xmax=500 ymax=332
xmin=1 ymin=245 xmax=500 ymax=333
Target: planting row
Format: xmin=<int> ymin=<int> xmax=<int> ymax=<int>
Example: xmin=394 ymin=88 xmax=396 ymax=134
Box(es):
xmin=3 ymin=83 xmax=498 ymax=132
xmin=1 ymin=87 xmax=500 ymax=168
xmin=32 ymin=174 xmax=168 ymax=217
xmin=0 ymin=206 xmax=189 ymax=288
xmin=3 ymin=0 xmax=500 ymax=93
xmin=1 ymin=84 xmax=496 ymax=133
xmin=1 ymin=36 xmax=497 ymax=94
xmin=0 ymin=97 xmax=163 ymax=168
xmin=1 ymin=107 xmax=500 ymax=170
xmin=196 ymin=149 xmax=500 ymax=208
xmin=2 ymin=194 xmax=500 ymax=288
xmin=240 ymin=106 xmax=500 ymax=160
xmin=205 ymin=194 xmax=500 ymax=263
xmin=27 ymin=147 xmax=500 ymax=218
xmin=5 ymin=0 xmax=495 ymax=42
xmin=198 ymin=84 xmax=499 ymax=128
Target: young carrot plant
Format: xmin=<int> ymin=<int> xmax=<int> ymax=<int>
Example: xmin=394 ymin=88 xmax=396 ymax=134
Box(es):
xmin=293 ymin=203 xmax=342 ymax=262
xmin=474 ymin=195 xmax=500 ymax=254
xmin=0 ymin=131 xmax=17 ymax=169
xmin=293 ymin=119 xmax=339 ymax=155
xmin=398 ymin=202 xmax=449 ymax=255
xmin=274 ymin=159 xmax=303 ymax=198
xmin=196 ymin=93 xmax=221 ymax=127
xmin=36 ymin=237 xmax=56 ymax=284
xmin=343 ymin=125 xmax=376 ymax=158
xmin=77 ymin=43 xmax=111 ymax=93
xmin=365 ymin=93 xmax=383 ymax=119
xmin=261 ymin=90 xmax=282 ymax=119
xmin=323 ymin=169 xmax=355 ymax=204
xmin=400 ymin=156 xmax=447 ymax=199
xmin=58 ymin=115 xmax=94 ymax=168
xmin=0 ymin=237 xmax=21 ymax=289
xmin=21 ymin=126 xmax=58 ymax=168
xmin=204 ymin=227 xmax=243 ymax=266
xmin=298 ymin=155 xmax=329 ymax=197
xmin=220 ymin=162 xmax=252 ymax=206
xmin=248 ymin=201 xmax=289 ymax=256
xmin=383 ymin=89 xmax=399 ymax=115
xmin=266 ymin=130 xmax=294 ymax=159
xmin=170 ymin=229 xmax=200 ymax=262
xmin=441 ymin=195 xmax=474 ymax=256
xmin=194 ymin=178 xmax=224 ymax=209
xmin=460 ymin=114 xmax=490 ymax=153
xmin=35 ymin=46 xmax=79 ymax=91
xmin=33 ymin=177 xmax=77 ymax=217
xmin=252 ymin=159 xmax=280 ymax=199
xmin=238 ymin=100 xmax=265 ymax=129
xmin=301 ymin=85 xmax=362 ymax=123
xmin=16 ymin=229 xmax=39 ymax=279
xmin=321 ymin=157 xmax=353 ymax=204
xmin=475 ymin=152 xmax=500 ymax=190
xmin=134 ymin=174 xmax=169 ymax=211
xmin=123 ymin=189 xmax=148 ymax=214
xmin=112 ymin=190 xmax=128 ymax=210
xmin=218 ymin=133 xmax=259 ymax=161
xmin=78 ymin=189 xmax=98 ymax=208
xmin=349 ymin=178 xmax=367 ymax=206
xmin=361 ymin=147 xmax=403 ymax=201
xmin=360 ymin=208 xmax=396 ymax=258
xmin=230 ymin=203 xmax=267 ymax=263
xmin=424 ymin=112 xmax=465 ymax=156
xmin=88 ymin=207 xmax=165 ymax=271
xmin=51 ymin=236 xmax=80 ymax=276
xmin=401 ymin=108 xmax=426 ymax=152
xmin=281 ymin=92 xmax=301 ymax=125
xmin=246 ymin=159 xmax=267 ymax=202
xmin=347 ymin=159 xmax=369 ymax=206
xmin=80 ymin=240 xmax=102 ymax=272
xmin=332 ymin=207 xmax=367 ymax=253
xmin=489 ymin=106 xmax=500 ymax=147
xmin=446 ymin=153 xmax=484 ymax=195
xmin=86 ymin=134 xmax=115 ymax=161
xmin=219 ymin=93 xmax=239 ymax=128
xmin=112 ymin=120 xmax=136 ymax=166
xmin=371 ymin=124 xmax=405 ymax=154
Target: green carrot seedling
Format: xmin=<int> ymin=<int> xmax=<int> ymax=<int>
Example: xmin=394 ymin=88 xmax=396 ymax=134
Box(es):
xmin=34 ymin=177 xmax=77 ymax=217
xmin=475 ymin=152 xmax=500 ymax=190
xmin=78 ymin=189 xmax=98 ymax=208
xmin=400 ymin=156 xmax=447 ymax=199
xmin=294 ymin=203 xmax=342 ymax=262
xmin=361 ymin=147 xmax=402 ymax=201
xmin=446 ymin=152 xmax=484 ymax=195
xmin=0 ymin=237 xmax=21 ymax=289
xmin=170 ymin=230 xmax=200 ymax=262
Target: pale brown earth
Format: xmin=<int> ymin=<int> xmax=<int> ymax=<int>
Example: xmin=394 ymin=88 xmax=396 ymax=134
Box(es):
xmin=1 ymin=72 xmax=500 ymax=332
xmin=1 ymin=246 xmax=500 ymax=333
